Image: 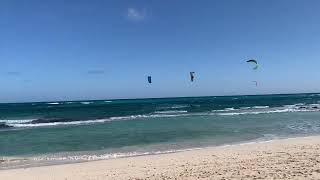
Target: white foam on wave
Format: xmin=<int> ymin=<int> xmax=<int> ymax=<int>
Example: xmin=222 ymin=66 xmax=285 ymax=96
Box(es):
xmin=287 ymin=121 xmax=320 ymax=132
xmin=154 ymin=110 xmax=188 ymax=114
xmin=170 ymin=105 xmax=189 ymax=109
xmin=7 ymin=113 xmax=191 ymax=128
xmin=80 ymin=102 xmax=93 ymax=105
xmin=212 ymin=107 xmax=235 ymax=112
xmin=109 ymin=114 xmax=189 ymax=121
xmin=156 ymin=105 xmax=190 ymax=111
xmin=47 ymin=102 xmax=60 ymax=105
xmin=213 ymin=107 xmax=237 ymax=112
xmin=307 ymin=93 xmax=320 ymax=97
xmin=212 ymin=103 xmax=320 ymax=116
xmin=104 ymin=101 xmax=112 ymax=103
xmin=252 ymin=106 xmax=269 ymax=109
xmin=10 ymin=119 xmax=112 ymax=128
xmin=33 ymin=147 xmax=204 ymax=162
xmin=216 ymin=108 xmax=298 ymax=116
xmin=0 ymin=119 xmax=36 ymax=124
xmin=6 ymin=103 xmax=320 ymax=128
xmin=215 ymin=104 xmax=320 ymax=116
xmin=240 ymin=107 xmax=251 ymax=110
xmin=283 ymin=104 xmax=296 ymax=108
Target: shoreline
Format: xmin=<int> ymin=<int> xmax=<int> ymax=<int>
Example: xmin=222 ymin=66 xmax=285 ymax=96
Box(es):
xmin=0 ymin=134 xmax=309 ymax=170
xmin=1 ymin=135 xmax=320 ymax=179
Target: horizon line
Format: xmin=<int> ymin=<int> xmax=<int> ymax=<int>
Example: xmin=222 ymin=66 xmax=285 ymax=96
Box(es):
xmin=1 ymin=91 xmax=319 ymax=104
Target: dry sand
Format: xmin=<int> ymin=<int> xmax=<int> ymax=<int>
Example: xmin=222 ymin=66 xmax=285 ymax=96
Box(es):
xmin=1 ymin=136 xmax=320 ymax=180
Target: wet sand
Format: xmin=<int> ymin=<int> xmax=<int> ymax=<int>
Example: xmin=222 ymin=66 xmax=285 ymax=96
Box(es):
xmin=1 ymin=136 xmax=320 ymax=179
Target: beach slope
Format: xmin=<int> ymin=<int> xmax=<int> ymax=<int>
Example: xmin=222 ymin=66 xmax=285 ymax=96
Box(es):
xmin=1 ymin=136 xmax=320 ymax=180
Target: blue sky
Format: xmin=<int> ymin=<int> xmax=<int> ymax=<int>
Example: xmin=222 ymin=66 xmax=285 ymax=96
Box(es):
xmin=1 ymin=0 xmax=320 ymax=102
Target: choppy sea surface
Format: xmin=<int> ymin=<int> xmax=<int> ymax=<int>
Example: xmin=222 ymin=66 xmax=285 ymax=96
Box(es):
xmin=1 ymin=93 xmax=320 ymax=169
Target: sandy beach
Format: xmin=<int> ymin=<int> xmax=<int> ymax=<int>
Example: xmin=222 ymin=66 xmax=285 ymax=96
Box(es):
xmin=1 ymin=136 xmax=320 ymax=180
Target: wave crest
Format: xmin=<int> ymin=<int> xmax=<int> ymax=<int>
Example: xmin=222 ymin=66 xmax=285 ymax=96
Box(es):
xmin=2 ymin=103 xmax=320 ymax=128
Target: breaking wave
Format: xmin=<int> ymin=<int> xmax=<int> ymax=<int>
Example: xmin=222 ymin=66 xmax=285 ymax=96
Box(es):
xmin=215 ymin=104 xmax=320 ymax=116
xmin=47 ymin=102 xmax=60 ymax=105
xmin=252 ymin=106 xmax=269 ymax=109
xmin=2 ymin=103 xmax=320 ymax=129
xmin=0 ymin=114 xmax=191 ymax=128
xmin=154 ymin=110 xmax=188 ymax=114
xmin=80 ymin=102 xmax=93 ymax=105
xmin=216 ymin=108 xmax=298 ymax=116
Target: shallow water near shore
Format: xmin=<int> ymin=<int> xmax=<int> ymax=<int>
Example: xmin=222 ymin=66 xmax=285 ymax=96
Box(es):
xmin=1 ymin=93 xmax=320 ymax=169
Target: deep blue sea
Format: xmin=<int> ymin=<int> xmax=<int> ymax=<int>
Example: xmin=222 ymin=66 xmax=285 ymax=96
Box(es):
xmin=1 ymin=93 xmax=320 ymax=169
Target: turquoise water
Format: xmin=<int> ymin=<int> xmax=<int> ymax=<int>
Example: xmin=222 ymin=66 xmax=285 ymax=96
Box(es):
xmin=1 ymin=93 xmax=320 ymax=168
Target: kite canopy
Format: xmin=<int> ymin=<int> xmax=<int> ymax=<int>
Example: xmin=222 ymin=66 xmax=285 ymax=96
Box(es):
xmin=147 ymin=76 xmax=152 ymax=84
xmin=190 ymin=72 xmax=195 ymax=82
xmin=246 ymin=59 xmax=258 ymax=70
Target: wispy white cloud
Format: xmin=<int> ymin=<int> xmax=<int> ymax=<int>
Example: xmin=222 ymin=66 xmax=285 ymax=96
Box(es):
xmin=7 ymin=71 xmax=21 ymax=76
xmin=126 ymin=8 xmax=146 ymax=22
xmin=87 ymin=70 xmax=105 ymax=75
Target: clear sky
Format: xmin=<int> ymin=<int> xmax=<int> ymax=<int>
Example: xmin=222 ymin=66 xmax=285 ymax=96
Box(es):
xmin=1 ymin=0 xmax=320 ymax=103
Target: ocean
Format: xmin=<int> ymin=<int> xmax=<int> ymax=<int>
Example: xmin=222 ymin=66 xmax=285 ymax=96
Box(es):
xmin=1 ymin=93 xmax=320 ymax=169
